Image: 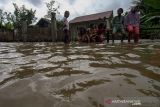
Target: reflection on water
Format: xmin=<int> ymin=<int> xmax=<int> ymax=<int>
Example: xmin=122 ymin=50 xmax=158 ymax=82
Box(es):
xmin=0 ymin=41 xmax=160 ymax=107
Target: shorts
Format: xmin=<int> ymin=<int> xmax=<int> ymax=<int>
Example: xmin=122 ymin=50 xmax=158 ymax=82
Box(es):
xmin=113 ymin=26 xmax=125 ymax=34
xmin=127 ymin=25 xmax=139 ymax=35
xmin=64 ymin=29 xmax=69 ymax=43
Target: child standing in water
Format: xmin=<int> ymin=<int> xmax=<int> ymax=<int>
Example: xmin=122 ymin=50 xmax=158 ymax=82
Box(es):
xmin=97 ymin=23 xmax=105 ymax=43
xmin=89 ymin=24 xmax=97 ymax=43
xmin=63 ymin=11 xmax=70 ymax=44
xmin=112 ymin=8 xmax=125 ymax=43
xmin=125 ymin=7 xmax=140 ymax=43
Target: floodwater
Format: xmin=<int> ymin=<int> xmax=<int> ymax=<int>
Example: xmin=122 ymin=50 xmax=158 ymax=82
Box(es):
xmin=0 ymin=40 xmax=160 ymax=107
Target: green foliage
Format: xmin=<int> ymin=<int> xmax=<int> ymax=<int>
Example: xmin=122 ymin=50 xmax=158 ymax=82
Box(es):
xmin=133 ymin=0 xmax=160 ymax=15
xmin=0 ymin=9 xmax=4 ymax=28
xmin=57 ymin=20 xmax=63 ymax=30
xmin=133 ymin=0 xmax=160 ymax=25
xmin=141 ymin=12 xmax=160 ymax=23
xmin=133 ymin=0 xmax=160 ymax=39
xmin=145 ymin=0 xmax=160 ymax=9
xmin=5 ymin=22 xmax=14 ymax=30
xmin=12 ymin=3 xmax=37 ymax=28
xmin=0 ymin=9 xmax=14 ymax=30
xmin=0 ymin=3 xmax=37 ymax=30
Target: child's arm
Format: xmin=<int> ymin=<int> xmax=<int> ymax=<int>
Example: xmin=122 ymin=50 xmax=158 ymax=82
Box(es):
xmin=122 ymin=16 xmax=125 ymax=25
xmin=124 ymin=15 xmax=129 ymax=28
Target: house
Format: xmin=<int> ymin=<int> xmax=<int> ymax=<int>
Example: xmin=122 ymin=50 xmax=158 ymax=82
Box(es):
xmin=36 ymin=18 xmax=51 ymax=27
xmin=70 ymin=11 xmax=113 ymax=40
xmin=29 ymin=18 xmax=51 ymax=28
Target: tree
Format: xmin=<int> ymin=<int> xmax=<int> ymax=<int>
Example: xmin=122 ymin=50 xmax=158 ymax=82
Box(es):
xmin=0 ymin=9 xmax=5 ymax=28
xmin=45 ymin=0 xmax=60 ymax=19
xmin=133 ymin=0 xmax=160 ymax=15
xmin=56 ymin=20 xmax=63 ymax=29
xmin=133 ymin=0 xmax=146 ymax=15
xmin=0 ymin=9 xmax=14 ymax=30
xmin=12 ymin=3 xmax=37 ymax=28
xmin=145 ymin=0 xmax=160 ymax=10
xmin=133 ymin=0 xmax=160 ymax=39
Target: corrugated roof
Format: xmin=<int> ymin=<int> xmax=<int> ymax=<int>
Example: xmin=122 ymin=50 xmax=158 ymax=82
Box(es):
xmin=70 ymin=11 xmax=113 ymax=24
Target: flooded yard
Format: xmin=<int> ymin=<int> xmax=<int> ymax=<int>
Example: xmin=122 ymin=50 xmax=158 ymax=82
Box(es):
xmin=0 ymin=40 xmax=160 ymax=107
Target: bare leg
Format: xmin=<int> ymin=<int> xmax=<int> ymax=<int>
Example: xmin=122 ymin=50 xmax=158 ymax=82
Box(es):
xmin=121 ymin=34 xmax=125 ymax=43
xmin=128 ymin=32 xmax=132 ymax=43
xmin=112 ymin=34 xmax=115 ymax=43
xmin=87 ymin=35 xmax=90 ymax=43
xmin=134 ymin=27 xmax=140 ymax=43
xmin=134 ymin=34 xmax=139 ymax=43
xmin=107 ymin=31 xmax=110 ymax=43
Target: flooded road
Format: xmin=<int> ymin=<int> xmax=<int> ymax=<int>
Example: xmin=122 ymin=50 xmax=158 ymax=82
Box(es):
xmin=0 ymin=41 xmax=160 ymax=107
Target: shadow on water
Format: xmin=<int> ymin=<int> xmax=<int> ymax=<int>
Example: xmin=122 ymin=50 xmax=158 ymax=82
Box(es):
xmin=54 ymin=79 xmax=111 ymax=100
xmin=45 ymin=68 xmax=91 ymax=77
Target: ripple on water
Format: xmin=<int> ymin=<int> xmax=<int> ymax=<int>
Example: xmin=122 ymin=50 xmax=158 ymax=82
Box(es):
xmin=63 ymin=60 xmax=95 ymax=72
xmin=145 ymin=65 xmax=160 ymax=75
xmin=126 ymin=53 xmax=140 ymax=58
xmin=110 ymin=57 xmax=123 ymax=64
xmin=96 ymin=52 xmax=120 ymax=55
xmin=0 ymin=53 xmax=23 ymax=59
xmin=123 ymin=60 xmax=141 ymax=64
xmin=68 ymin=55 xmax=92 ymax=60
xmin=48 ymin=56 xmax=68 ymax=63
xmin=45 ymin=69 xmax=91 ymax=77
xmin=33 ymin=60 xmax=59 ymax=70
xmin=54 ymin=79 xmax=111 ymax=99
xmin=137 ymin=89 xmax=160 ymax=97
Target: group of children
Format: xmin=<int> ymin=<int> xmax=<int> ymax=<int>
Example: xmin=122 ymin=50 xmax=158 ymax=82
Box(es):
xmin=63 ymin=6 xmax=140 ymax=44
xmin=77 ymin=23 xmax=106 ymax=43
xmin=112 ymin=7 xmax=140 ymax=43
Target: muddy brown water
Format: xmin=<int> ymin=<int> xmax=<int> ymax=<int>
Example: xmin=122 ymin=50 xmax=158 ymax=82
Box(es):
xmin=0 ymin=40 xmax=160 ymax=107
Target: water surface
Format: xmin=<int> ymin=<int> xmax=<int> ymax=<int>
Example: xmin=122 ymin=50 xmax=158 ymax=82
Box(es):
xmin=0 ymin=40 xmax=160 ymax=107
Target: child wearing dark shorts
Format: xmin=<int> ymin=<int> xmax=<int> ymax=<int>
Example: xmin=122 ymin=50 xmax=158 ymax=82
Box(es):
xmin=112 ymin=8 xmax=125 ymax=43
xmin=63 ymin=11 xmax=70 ymax=44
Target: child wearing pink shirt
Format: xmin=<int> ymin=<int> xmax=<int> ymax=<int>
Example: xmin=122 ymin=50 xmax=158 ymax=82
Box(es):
xmin=125 ymin=7 xmax=140 ymax=43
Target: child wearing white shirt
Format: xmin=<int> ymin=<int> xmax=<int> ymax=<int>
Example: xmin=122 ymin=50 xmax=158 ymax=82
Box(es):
xmin=63 ymin=11 xmax=70 ymax=44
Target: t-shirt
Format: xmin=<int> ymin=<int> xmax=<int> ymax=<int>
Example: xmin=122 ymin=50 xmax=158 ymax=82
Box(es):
xmin=62 ymin=17 xmax=69 ymax=30
xmin=125 ymin=12 xmax=140 ymax=27
xmin=112 ymin=16 xmax=125 ymax=28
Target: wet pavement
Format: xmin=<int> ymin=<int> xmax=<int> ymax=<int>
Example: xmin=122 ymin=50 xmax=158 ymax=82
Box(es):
xmin=0 ymin=40 xmax=160 ymax=107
